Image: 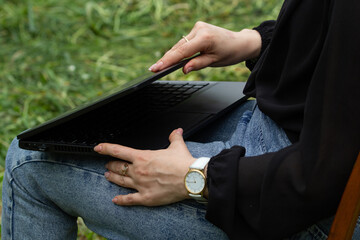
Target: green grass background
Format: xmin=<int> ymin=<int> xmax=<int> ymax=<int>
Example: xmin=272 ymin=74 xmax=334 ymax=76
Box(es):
xmin=0 ymin=0 xmax=282 ymax=238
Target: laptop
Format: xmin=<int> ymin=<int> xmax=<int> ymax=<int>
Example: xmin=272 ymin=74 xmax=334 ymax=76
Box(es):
xmin=17 ymin=56 xmax=248 ymax=154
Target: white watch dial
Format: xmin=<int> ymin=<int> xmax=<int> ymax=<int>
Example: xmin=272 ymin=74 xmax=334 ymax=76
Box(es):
xmin=185 ymin=170 xmax=205 ymax=194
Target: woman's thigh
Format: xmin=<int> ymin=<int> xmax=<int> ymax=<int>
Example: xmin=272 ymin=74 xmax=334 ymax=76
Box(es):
xmin=186 ymin=100 xmax=292 ymax=158
xmin=2 ymin=138 xmax=228 ymax=240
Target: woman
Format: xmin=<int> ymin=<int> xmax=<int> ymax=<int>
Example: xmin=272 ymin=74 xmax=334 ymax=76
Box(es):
xmin=2 ymin=0 xmax=360 ymax=239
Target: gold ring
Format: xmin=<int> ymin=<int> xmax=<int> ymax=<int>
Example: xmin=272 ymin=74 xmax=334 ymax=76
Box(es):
xmin=182 ymin=35 xmax=189 ymax=42
xmin=121 ymin=163 xmax=129 ymax=176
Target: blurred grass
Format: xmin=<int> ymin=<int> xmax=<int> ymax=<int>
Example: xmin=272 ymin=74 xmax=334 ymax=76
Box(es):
xmin=0 ymin=0 xmax=282 ymax=238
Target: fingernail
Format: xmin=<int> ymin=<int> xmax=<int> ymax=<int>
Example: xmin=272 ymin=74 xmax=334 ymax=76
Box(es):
xmin=94 ymin=145 xmax=102 ymax=152
xmin=112 ymin=197 xmax=118 ymax=203
xmin=148 ymin=63 xmax=157 ymax=71
xmin=185 ymin=67 xmax=193 ymax=74
xmin=104 ymin=172 xmax=110 ymax=178
xmin=154 ymin=61 xmax=163 ymax=71
xmin=176 ymin=128 xmax=183 ymax=135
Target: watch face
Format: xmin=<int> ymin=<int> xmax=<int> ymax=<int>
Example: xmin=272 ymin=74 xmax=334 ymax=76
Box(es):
xmin=185 ymin=170 xmax=206 ymax=194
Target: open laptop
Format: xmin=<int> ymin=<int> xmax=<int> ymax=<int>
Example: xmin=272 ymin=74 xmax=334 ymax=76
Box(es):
xmin=17 ymin=56 xmax=248 ymax=154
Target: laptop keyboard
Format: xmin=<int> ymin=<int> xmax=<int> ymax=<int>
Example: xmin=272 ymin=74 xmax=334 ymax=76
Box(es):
xmin=92 ymin=81 xmax=210 ymax=141
xmin=143 ymin=81 xmax=209 ymax=111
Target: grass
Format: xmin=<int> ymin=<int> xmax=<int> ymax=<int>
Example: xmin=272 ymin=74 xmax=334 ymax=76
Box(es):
xmin=0 ymin=0 xmax=282 ymax=238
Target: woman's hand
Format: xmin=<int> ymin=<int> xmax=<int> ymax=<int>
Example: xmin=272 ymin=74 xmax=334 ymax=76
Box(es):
xmin=149 ymin=21 xmax=261 ymax=74
xmin=94 ymin=128 xmax=196 ymax=206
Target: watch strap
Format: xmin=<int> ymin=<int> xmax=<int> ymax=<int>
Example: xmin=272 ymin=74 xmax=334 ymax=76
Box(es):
xmin=190 ymin=157 xmax=211 ymax=170
xmin=189 ymin=194 xmax=208 ymax=204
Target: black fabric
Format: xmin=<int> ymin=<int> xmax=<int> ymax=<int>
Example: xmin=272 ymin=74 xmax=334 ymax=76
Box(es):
xmin=205 ymin=0 xmax=360 ymax=239
xmin=245 ymin=20 xmax=276 ymax=71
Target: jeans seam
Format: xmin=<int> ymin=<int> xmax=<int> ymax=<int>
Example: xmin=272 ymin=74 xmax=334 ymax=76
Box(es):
xmin=10 ymin=178 xmax=14 ymax=240
xmin=11 ymin=159 xmax=105 ymax=176
xmin=257 ymin=124 xmax=267 ymax=154
xmin=10 ymin=159 xmax=105 ymax=209
xmin=255 ymin=107 xmax=268 ymax=154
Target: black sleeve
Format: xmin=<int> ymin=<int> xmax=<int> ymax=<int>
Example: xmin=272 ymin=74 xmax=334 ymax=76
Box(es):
xmin=206 ymin=1 xmax=360 ymax=239
xmin=245 ymin=20 xmax=276 ymax=71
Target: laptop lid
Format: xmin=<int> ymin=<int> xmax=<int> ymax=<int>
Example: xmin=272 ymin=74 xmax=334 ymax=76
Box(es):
xmin=18 ymin=55 xmax=247 ymax=154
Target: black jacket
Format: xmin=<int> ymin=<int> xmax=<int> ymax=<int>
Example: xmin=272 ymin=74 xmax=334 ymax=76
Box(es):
xmin=205 ymin=0 xmax=360 ymax=239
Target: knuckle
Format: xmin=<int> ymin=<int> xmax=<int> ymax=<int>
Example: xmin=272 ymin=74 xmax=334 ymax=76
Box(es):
xmin=174 ymin=47 xmax=186 ymax=59
xmin=128 ymin=150 xmax=137 ymax=160
xmin=119 ymin=175 xmax=126 ymax=185
xmin=201 ymin=31 xmax=213 ymax=41
xmin=195 ymin=21 xmax=206 ymax=28
xmin=134 ymin=168 xmax=149 ymax=177
xmin=165 ymin=48 xmax=172 ymax=55
xmin=125 ymin=195 xmax=135 ymax=204
xmin=142 ymin=193 xmax=152 ymax=205
xmin=136 ymin=150 xmax=152 ymax=162
xmin=136 ymin=151 xmax=147 ymax=161
xmin=109 ymin=145 xmax=121 ymax=157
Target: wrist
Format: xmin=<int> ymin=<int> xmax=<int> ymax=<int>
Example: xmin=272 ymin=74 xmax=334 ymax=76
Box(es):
xmin=237 ymin=29 xmax=262 ymax=60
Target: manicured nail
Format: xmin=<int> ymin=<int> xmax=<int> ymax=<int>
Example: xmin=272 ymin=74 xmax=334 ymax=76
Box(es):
xmin=176 ymin=128 xmax=183 ymax=135
xmin=185 ymin=67 xmax=193 ymax=74
xmin=112 ymin=197 xmax=118 ymax=203
xmin=104 ymin=172 xmax=110 ymax=178
xmin=149 ymin=61 xmax=163 ymax=71
xmin=149 ymin=63 xmax=157 ymax=71
xmin=94 ymin=145 xmax=102 ymax=152
xmin=155 ymin=61 xmax=163 ymax=70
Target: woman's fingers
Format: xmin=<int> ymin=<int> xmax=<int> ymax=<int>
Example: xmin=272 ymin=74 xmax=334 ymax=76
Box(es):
xmin=106 ymin=161 xmax=132 ymax=177
xmin=149 ymin=41 xmax=200 ymax=72
xmin=105 ymin=170 xmax=135 ymax=189
xmin=149 ymin=22 xmax=221 ymax=73
xmin=149 ymin=23 xmax=212 ymax=73
xmin=150 ymin=37 xmax=216 ymax=73
xmin=112 ymin=192 xmax=148 ymax=206
xmin=182 ymin=53 xmax=217 ymax=74
xmin=169 ymin=35 xmax=191 ymax=52
xmin=149 ymin=21 xmax=263 ymax=75
xmin=94 ymin=143 xmax=139 ymax=163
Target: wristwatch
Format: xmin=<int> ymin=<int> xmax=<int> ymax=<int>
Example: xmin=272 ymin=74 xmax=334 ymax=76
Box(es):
xmin=184 ymin=157 xmax=211 ymax=204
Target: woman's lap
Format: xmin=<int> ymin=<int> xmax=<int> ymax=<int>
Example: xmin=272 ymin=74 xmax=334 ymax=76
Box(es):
xmin=5 ymin=100 xmax=350 ymax=240
xmin=2 ymin=138 xmax=228 ymax=239
xmin=0 ymin=100 xmax=254 ymax=240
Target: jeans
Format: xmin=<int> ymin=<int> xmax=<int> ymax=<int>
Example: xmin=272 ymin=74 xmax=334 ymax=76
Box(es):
xmin=2 ymin=100 xmax=358 ymax=239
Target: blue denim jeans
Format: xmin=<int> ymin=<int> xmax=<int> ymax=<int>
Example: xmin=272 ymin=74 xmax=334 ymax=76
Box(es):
xmin=2 ymin=100 xmax=359 ymax=239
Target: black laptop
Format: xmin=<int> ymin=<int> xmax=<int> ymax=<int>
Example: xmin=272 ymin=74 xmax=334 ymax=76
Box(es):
xmin=17 ymin=56 xmax=248 ymax=154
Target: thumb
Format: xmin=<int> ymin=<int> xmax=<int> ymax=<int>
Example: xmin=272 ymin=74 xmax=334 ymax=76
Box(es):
xmin=168 ymin=128 xmax=187 ymax=149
